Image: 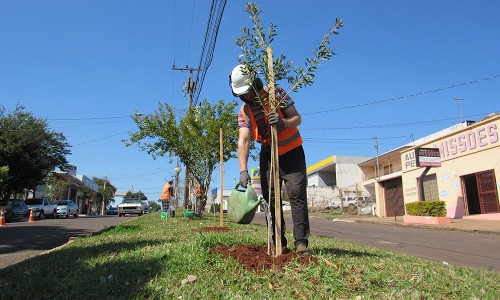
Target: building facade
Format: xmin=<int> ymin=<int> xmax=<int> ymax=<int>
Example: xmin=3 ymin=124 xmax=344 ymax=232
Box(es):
xmin=307 ymin=155 xmax=372 ymax=209
xmin=359 ymin=120 xmax=474 ymax=217
xmin=401 ymin=114 xmax=500 ymax=219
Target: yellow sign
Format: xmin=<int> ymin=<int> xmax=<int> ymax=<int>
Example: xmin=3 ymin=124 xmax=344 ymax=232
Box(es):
xmin=250 ymin=168 xmax=260 ymax=179
xmin=307 ymin=156 xmax=335 ymax=174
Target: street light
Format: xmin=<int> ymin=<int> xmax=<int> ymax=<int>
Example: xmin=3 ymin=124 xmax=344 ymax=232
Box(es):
xmin=174 ymin=166 xmax=182 ymax=209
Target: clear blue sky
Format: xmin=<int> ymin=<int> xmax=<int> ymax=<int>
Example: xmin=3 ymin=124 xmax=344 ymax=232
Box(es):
xmin=1 ymin=1 xmax=499 ymax=202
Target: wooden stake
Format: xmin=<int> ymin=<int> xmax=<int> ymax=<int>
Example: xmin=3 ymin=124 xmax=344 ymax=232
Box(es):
xmin=266 ymin=46 xmax=282 ymax=257
xmin=219 ymin=127 xmax=224 ymax=227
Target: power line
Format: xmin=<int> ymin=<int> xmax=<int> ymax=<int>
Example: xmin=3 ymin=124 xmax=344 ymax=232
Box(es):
xmin=186 ymin=0 xmax=197 ymax=65
xmin=172 ymin=0 xmax=177 ymax=66
xmin=303 ymin=135 xmax=408 ymax=141
xmin=46 ymin=108 xmax=188 ymax=122
xmin=192 ymin=0 xmax=227 ymax=106
xmin=72 ymin=131 xmax=129 ymax=146
xmin=47 ymin=116 xmax=131 ymax=121
xmin=301 ymin=112 xmax=488 ymax=131
xmin=302 ymin=74 xmax=500 ymax=116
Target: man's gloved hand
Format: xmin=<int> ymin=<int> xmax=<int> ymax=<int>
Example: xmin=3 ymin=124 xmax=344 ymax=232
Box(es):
xmin=268 ymin=112 xmax=285 ymax=130
xmin=239 ymin=170 xmax=251 ymax=188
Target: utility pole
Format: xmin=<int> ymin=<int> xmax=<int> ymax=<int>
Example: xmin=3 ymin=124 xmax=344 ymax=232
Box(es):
xmin=453 ymin=98 xmax=464 ymax=120
xmin=373 ymin=137 xmax=380 ymax=180
xmin=172 ymin=65 xmax=201 ymax=208
xmin=101 ymin=175 xmax=107 ymax=216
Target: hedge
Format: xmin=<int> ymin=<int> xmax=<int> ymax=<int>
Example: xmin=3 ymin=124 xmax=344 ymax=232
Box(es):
xmin=405 ymin=200 xmax=447 ymax=217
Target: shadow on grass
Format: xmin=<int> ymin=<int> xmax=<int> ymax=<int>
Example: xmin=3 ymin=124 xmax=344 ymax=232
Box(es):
xmin=313 ymin=246 xmax=380 ymax=258
xmin=0 ymin=238 xmax=174 ymax=300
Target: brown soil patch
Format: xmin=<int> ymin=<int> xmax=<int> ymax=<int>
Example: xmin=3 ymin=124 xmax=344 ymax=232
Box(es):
xmin=210 ymin=244 xmax=318 ymax=273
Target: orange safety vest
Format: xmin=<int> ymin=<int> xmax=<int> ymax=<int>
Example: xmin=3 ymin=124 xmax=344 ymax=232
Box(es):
xmin=240 ymin=103 xmax=302 ymax=155
xmin=160 ymin=183 xmax=173 ymax=201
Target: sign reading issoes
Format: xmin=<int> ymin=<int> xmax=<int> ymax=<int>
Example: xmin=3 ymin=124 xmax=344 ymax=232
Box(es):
xmin=434 ymin=123 xmax=498 ymax=159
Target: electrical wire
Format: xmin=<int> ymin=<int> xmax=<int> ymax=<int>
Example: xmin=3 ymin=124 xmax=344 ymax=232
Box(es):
xmin=303 ymin=135 xmax=408 ymax=141
xmin=192 ymin=0 xmax=227 ymax=106
xmin=185 ymin=0 xmax=197 ymax=65
xmin=302 ymin=74 xmax=500 ymax=116
xmin=72 ymin=131 xmax=130 ymax=146
xmin=301 ymin=112 xmax=489 ymax=131
xmin=47 ymin=116 xmax=131 ymax=121
xmin=172 ymin=0 xmax=177 ymax=67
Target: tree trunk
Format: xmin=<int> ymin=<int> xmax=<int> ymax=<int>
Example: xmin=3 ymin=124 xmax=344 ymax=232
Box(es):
xmin=266 ymin=47 xmax=282 ymax=257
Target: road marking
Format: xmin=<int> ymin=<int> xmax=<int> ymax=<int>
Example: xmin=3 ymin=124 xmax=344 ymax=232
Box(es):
xmin=332 ymin=219 xmax=355 ymax=223
xmin=377 ymin=240 xmax=400 ymax=245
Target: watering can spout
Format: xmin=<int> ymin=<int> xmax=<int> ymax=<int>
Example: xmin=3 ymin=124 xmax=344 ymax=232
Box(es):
xmin=227 ymin=183 xmax=263 ymax=224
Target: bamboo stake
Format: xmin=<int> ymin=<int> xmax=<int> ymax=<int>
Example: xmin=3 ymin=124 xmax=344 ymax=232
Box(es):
xmin=219 ymin=127 xmax=224 ymax=227
xmin=266 ymin=47 xmax=282 ymax=257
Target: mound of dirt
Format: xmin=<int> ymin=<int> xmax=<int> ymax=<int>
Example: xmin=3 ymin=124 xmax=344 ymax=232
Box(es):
xmin=210 ymin=244 xmax=318 ymax=273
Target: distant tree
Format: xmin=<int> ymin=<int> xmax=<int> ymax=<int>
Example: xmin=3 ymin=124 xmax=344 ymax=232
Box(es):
xmin=123 ymin=191 xmax=147 ymax=201
xmin=0 ymin=105 xmax=71 ymax=199
xmin=45 ymin=173 xmax=70 ymax=201
xmin=80 ymin=185 xmax=98 ymax=214
xmin=93 ymin=177 xmax=117 ymax=215
xmin=147 ymin=200 xmax=161 ymax=212
xmin=0 ymin=166 xmax=9 ymax=199
xmin=125 ymin=99 xmax=240 ymax=216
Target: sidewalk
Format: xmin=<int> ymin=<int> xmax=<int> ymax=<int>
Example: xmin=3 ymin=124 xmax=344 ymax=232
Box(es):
xmin=311 ymin=212 xmax=500 ymax=235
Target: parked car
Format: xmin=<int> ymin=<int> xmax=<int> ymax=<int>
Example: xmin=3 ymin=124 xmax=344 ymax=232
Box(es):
xmin=25 ymin=198 xmax=58 ymax=219
xmin=331 ymin=198 xmax=359 ymax=210
xmin=0 ymin=199 xmax=30 ymax=222
xmin=106 ymin=205 xmax=118 ymax=215
xmin=118 ymin=199 xmax=147 ymax=217
xmin=56 ymin=200 xmax=79 ymax=218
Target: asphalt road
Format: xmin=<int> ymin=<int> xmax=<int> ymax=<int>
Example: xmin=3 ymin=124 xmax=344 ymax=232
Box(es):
xmin=252 ymin=213 xmax=500 ymax=272
xmin=0 ymin=215 xmax=127 ymax=269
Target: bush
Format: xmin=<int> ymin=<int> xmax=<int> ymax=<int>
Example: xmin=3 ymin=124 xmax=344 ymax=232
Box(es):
xmin=210 ymin=203 xmax=221 ymax=213
xmin=405 ymin=200 xmax=447 ymax=217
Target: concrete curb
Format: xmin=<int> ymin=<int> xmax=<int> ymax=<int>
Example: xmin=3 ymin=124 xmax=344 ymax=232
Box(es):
xmin=332 ymin=216 xmax=500 ymax=236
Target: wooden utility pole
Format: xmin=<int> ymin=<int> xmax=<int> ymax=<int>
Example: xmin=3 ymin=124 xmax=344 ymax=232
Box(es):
xmin=101 ymin=175 xmax=108 ymax=216
xmin=266 ymin=47 xmax=282 ymax=257
xmin=373 ymin=136 xmax=380 ymax=180
xmin=171 ymin=65 xmax=201 ymax=209
xmin=219 ymin=128 xmax=224 ymax=227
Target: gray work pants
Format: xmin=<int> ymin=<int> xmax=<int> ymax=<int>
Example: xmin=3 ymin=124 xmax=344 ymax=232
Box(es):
xmin=260 ymin=145 xmax=310 ymax=248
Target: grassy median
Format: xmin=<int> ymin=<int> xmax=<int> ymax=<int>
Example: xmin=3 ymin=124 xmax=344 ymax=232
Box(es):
xmin=1 ymin=212 xmax=499 ymax=299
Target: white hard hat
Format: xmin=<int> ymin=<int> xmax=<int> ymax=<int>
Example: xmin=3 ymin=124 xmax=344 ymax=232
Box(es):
xmin=230 ymin=64 xmax=253 ymax=96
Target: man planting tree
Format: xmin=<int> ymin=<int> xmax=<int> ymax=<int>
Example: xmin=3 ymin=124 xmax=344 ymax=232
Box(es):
xmin=230 ymin=64 xmax=310 ymax=256
xmin=232 ymin=2 xmax=343 ymax=257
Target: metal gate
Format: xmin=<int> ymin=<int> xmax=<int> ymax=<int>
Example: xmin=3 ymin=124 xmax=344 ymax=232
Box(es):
xmin=477 ymin=170 xmax=500 ymax=213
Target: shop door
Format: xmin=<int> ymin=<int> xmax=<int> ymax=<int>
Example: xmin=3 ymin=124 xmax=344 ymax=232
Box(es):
xmin=384 ymin=179 xmax=404 ymax=217
xmin=476 ymin=170 xmax=500 ymax=214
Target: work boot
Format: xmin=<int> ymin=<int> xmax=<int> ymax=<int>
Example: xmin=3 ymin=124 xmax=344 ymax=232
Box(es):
xmin=282 ymin=247 xmax=291 ymax=254
xmin=296 ymin=244 xmax=310 ymax=256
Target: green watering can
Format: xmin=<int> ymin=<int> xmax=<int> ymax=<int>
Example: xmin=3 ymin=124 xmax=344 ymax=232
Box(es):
xmin=227 ymin=183 xmax=263 ymax=224
xmin=183 ymin=209 xmax=196 ymax=218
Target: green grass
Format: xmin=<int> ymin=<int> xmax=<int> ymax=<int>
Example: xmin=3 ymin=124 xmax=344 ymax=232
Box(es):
xmin=1 ymin=212 xmax=499 ymax=299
